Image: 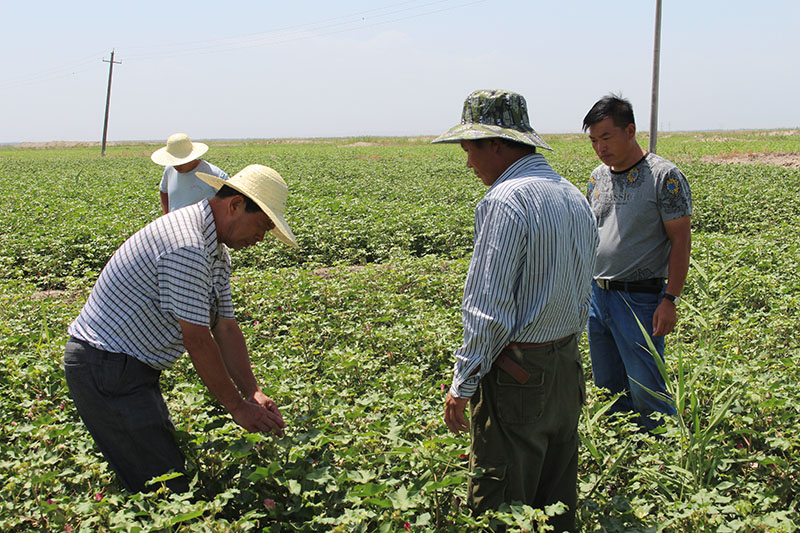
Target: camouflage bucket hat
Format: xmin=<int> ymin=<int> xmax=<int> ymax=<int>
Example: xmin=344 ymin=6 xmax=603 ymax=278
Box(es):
xmin=432 ymin=89 xmax=552 ymax=150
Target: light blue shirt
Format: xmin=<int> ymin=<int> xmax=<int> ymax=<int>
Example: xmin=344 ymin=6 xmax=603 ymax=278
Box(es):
xmin=451 ymin=154 xmax=599 ymax=398
xmin=159 ymin=159 xmax=229 ymax=212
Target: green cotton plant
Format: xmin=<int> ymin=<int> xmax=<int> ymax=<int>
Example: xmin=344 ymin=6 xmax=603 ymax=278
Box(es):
xmin=3 ymin=136 xmax=800 ymax=530
xmin=624 ymin=297 xmax=737 ymax=499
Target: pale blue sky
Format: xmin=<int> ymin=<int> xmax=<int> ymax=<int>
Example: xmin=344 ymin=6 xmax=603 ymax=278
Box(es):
xmin=2 ymin=0 xmax=798 ymax=143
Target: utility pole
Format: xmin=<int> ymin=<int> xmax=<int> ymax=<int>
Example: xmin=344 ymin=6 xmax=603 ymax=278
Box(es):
xmin=101 ymin=50 xmax=122 ymax=157
xmin=649 ymin=0 xmax=662 ymax=154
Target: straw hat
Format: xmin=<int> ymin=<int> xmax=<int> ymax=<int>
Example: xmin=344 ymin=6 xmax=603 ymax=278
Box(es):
xmin=151 ymin=133 xmax=209 ymax=166
xmin=196 ymin=164 xmax=298 ymax=248
xmin=432 ymin=89 xmax=552 ymax=150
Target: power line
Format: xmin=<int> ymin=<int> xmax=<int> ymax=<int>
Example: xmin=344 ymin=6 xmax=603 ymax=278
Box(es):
xmin=0 ymin=52 xmax=107 ymax=90
xmin=123 ymin=0 xmax=485 ymax=62
xmin=0 ymin=0 xmax=485 ymax=90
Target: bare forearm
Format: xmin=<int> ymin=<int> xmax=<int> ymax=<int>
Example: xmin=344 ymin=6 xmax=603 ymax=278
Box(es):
xmin=666 ymin=244 xmax=689 ymax=296
xmin=664 ymin=217 xmax=691 ymax=296
xmin=213 ymin=319 xmax=261 ymax=400
xmin=185 ymin=333 xmax=245 ymax=412
xmin=160 ymin=192 xmax=169 ymax=215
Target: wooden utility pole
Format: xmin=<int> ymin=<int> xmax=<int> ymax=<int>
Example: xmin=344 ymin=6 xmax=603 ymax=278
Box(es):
xmin=649 ymin=0 xmax=662 ymax=154
xmin=101 ymin=50 xmax=122 ymax=157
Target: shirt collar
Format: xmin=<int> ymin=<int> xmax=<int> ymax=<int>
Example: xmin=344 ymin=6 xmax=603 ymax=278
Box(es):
xmin=199 ymin=198 xmax=222 ymax=257
xmin=490 ymin=153 xmax=550 ymax=190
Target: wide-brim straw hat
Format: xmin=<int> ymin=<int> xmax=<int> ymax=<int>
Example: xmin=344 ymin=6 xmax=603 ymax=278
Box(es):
xmin=196 ymin=164 xmax=298 ymax=248
xmin=432 ymin=89 xmax=552 ymax=150
xmin=151 ymin=133 xmax=209 ymax=166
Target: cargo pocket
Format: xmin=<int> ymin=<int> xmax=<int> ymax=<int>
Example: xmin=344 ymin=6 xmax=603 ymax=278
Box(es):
xmin=468 ymin=463 xmax=507 ymax=514
xmin=496 ymin=362 xmax=546 ymax=424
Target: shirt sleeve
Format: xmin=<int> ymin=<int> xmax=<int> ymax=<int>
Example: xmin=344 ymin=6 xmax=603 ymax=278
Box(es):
xmin=216 ymin=276 xmax=235 ymax=320
xmin=157 ymin=247 xmax=213 ymax=326
xmin=450 ymin=198 xmax=527 ymax=399
xmin=159 ymin=167 xmax=171 ymax=194
xmin=657 ymin=167 xmax=692 ymax=221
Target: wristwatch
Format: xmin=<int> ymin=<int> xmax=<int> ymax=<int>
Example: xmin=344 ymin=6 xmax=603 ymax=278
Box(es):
xmin=664 ymin=293 xmax=681 ymax=306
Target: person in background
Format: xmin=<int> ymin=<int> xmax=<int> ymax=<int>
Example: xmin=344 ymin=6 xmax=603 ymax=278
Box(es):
xmin=434 ymin=89 xmax=598 ymax=532
xmin=583 ymin=94 xmax=692 ymax=431
xmin=64 ymin=164 xmax=298 ymax=493
xmin=151 ymin=132 xmax=229 ymax=214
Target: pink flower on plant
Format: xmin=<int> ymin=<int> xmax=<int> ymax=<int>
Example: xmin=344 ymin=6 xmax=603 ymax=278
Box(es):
xmin=440 ymin=383 xmax=446 ymax=392
xmin=46 ymin=498 xmax=54 ymax=505
xmin=65 ymin=526 xmax=73 ymax=532
xmin=94 ymin=493 xmax=103 ymax=502
xmin=458 ymin=453 xmax=469 ymax=460
xmin=263 ymin=498 xmax=276 ymax=510
xmin=404 ymin=522 xmax=411 ymax=531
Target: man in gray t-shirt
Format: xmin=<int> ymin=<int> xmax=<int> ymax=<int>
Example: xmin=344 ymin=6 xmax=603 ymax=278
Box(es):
xmin=583 ymin=94 xmax=692 ymax=431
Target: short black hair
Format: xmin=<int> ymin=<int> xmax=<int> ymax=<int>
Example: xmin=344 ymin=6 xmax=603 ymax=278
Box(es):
xmin=582 ymin=94 xmax=635 ymax=132
xmin=215 ymin=185 xmax=262 ymax=213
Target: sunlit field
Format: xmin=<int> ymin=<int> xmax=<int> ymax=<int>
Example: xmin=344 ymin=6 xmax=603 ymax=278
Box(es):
xmin=1 ymin=130 xmax=798 ymax=531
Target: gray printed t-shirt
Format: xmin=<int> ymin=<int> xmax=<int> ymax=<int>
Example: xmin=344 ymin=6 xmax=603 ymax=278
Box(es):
xmin=586 ymin=152 xmax=692 ymax=281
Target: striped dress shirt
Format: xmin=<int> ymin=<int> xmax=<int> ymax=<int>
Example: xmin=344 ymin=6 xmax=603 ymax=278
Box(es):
xmin=68 ymin=199 xmax=234 ymax=370
xmin=450 ymin=154 xmax=598 ymax=398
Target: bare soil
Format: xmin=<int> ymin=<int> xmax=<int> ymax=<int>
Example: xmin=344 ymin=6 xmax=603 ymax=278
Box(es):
xmin=700 ymin=152 xmax=800 ymax=168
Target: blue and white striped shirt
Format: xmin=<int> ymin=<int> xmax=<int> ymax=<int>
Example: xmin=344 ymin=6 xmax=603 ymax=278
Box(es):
xmin=451 ymin=154 xmax=598 ymax=398
xmin=68 ymin=199 xmax=235 ymax=370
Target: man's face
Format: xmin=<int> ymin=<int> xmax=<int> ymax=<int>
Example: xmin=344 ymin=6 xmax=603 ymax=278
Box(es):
xmin=173 ymin=159 xmax=201 ymax=173
xmin=587 ymin=117 xmax=636 ymax=170
xmin=461 ymin=139 xmax=500 ymax=186
xmin=225 ymin=203 xmax=275 ymax=250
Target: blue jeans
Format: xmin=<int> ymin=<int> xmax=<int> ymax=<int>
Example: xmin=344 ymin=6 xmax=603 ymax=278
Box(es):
xmin=63 ymin=337 xmax=189 ymax=493
xmin=587 ymin=282 xmax=676 ymax=430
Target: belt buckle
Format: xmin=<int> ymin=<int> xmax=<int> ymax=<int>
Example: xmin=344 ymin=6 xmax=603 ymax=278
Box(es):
xmin=596 ymin=279 xmax=610 ymax=290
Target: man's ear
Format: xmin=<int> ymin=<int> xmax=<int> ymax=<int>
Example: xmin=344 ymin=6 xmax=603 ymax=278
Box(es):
xmin=625 ymin=123 xmax=637 ymax=139
xmin=228 ymin=194 xmax=245 ymax=214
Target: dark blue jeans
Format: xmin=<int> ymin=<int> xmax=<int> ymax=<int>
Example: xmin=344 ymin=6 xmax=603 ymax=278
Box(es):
xmin=63 ymin=337 xmax=189 ymax=493
xmin=587 ymin=282 xmax=677 ymax=431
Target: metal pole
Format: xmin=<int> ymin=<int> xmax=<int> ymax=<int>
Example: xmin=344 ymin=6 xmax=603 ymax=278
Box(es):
xmin=649 ymin=0 xmax=662 ymax=154
xmin=101 ymin=50 xmax=121 ymax=157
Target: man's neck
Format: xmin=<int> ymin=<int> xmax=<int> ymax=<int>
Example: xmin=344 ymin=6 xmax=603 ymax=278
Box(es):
xmin=611 ymin=144 xmax=647 ymax=172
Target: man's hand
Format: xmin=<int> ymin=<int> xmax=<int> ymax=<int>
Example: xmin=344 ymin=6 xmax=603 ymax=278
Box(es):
xmin=444 ymin=392 xmax=470 ymax=434
xmin=250 ymin=391 xmax=286 ymax=432
xmin=230 ymin=399 xmax=286 ymax=437
xmin=652 ymin=298 xmax=677 ymax=336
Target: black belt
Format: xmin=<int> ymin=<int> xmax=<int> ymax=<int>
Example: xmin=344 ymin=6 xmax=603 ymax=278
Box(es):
xmin=595 ymin=278 xmax=664 ymax=294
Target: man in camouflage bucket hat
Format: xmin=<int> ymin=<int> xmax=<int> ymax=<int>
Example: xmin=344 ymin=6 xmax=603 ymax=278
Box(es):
xmin=433 ymin=89 xmax=552 ymax=150
xmin=434 ymin=89 xmax=598 ymax=531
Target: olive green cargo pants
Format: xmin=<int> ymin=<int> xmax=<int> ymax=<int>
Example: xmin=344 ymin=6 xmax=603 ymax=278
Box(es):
xmin=468 ymin=334 xmax=585 ymax=532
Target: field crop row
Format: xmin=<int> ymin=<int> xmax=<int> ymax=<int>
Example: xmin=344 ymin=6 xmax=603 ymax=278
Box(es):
xmin=1 ymin=132 xmax=798 ymax=531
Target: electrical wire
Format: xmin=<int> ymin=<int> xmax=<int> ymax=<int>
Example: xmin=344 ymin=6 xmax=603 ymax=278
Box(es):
xmin=0 ymin=0 xmax=485 ymax=89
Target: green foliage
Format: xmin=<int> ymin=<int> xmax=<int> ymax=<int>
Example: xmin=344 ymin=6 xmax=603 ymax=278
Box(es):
xmin=1 ymin=132 xmax=799 ymax=531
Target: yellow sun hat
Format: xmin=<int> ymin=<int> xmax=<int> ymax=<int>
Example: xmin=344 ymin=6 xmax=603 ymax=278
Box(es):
xmin=150 ymin=133 xmax=209 ymax=166
xmin=196 ymin=164 xmax=298 ymax=248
